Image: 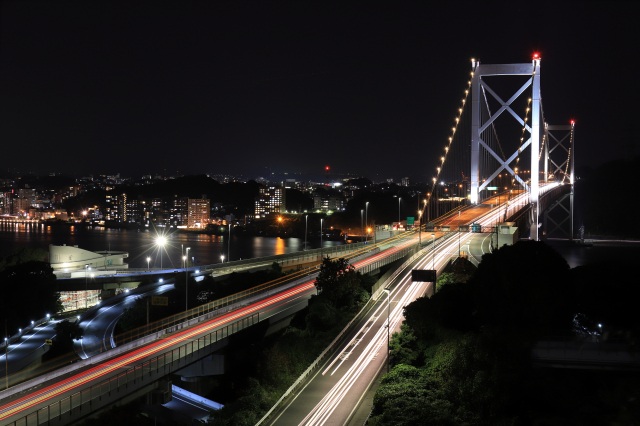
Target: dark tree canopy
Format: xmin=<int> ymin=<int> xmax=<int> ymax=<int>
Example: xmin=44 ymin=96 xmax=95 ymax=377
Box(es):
xmin=374 ymin=240 xmax=640 ymax=426
xmin=470 ymin=240 xmax=573 ymax=337
xmin=0 ymin=260 xmax=62 ymax=332
xmin=314 ymin=257 xmax=364 ymax=308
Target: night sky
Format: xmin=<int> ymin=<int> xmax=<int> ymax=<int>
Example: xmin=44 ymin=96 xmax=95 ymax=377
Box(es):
xmin=1 ymin=1 xmax=636 ymax=181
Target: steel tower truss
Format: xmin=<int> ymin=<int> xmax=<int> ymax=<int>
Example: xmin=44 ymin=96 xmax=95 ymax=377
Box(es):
xmin=470 ymin=57 xmax=543 ymax=240
xmin=542 ymin=122 xmax=575 ymax=240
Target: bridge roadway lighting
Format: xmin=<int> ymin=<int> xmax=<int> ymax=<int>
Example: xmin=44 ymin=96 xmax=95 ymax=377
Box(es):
xmin=185 ymin=247 xmax=191 ymax=311
xmin=360 ymin=209 xmax=364 ymax=242
xmin=146 ymin=256 xmax=151 ymax=271
xmin=227 ymin=223 xmax=231 ymax=261
xmin=382 ymin=288 xmax=391 ymax=373
xmin=397 ymin=196 xmax=401 ymax=228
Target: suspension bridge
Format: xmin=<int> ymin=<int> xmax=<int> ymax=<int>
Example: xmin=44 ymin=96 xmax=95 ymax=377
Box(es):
xmin=421 ymin=53 xmax=574 ymax=242
xmin=0 ymin=55 xmax=576 ymax=425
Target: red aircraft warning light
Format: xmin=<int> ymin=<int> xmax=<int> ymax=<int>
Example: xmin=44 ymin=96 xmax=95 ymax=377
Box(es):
xmin=324 ymin=165 xmax=330 ymax=172
xmin=532 ymin=52 xmax=541 ymax=60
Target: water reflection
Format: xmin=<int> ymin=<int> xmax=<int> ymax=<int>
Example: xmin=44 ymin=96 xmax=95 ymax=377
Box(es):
xmin=0 ymin=224 xmax=343 ymax=269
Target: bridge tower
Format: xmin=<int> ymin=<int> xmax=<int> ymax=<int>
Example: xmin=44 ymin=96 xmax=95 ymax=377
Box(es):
xmin=470 ymin=55 xmax=543 ymax=240
xmin=542 ymin=121 xmax=576 ymax=240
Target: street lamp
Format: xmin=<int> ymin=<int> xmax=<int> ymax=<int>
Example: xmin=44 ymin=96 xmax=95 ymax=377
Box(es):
xmin=458 ymin=210 xmax=461 ymax=257
xmin=431 ymin=233 xmax=436 ymax=295
xmin=382 ymin=288 xmax=391 ymax=373
xmin=398 ymin=197 xmax=401 ymax=227
xmin=220 ymin=254 xmax=225 ymax=263
xmin=304 ymin=214 xmax=308 ymax=251
xmin=418 ymin=210 xmax=422 ymax=246
xmin=4 ymin=320 xmax=9 ymax=390
xmin=365 ymin=202 xmax=370 ymax=242
xmin=185 ymin=247 xmax=191 ymax=311
xmin=227 ymin=223 xmax=232 ymax=261
xmin=155 ymin=236 xmax=167 ymax=269
xmin=146 ymin=256 xmax=151 ymax=271
xmin=320 ymin=218 xmax=324 ymax=254
xmin=84 ymin=264 xmax=89 ymax=309
xmin=4 ymin=338 xmax=8 ymax=390
xmin=360 ymin=209 xmax=364 ymax=242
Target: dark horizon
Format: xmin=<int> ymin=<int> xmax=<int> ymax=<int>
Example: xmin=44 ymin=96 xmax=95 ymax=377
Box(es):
xmin=1 ymin=1 xmax=637 ymax=181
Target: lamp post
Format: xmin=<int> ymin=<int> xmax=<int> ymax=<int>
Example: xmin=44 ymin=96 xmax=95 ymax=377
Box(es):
xmin=382 ymin=289 xmax=391 ymax=373
xmin=458 ymin=210 xmax=461 ymax=257
xmin=228 ymin=223 xmax=231 ymax=262
xmin=304 ymin=214 xmax=308 ymax=251
xmin=155 ymin=236 xmax=167 ymax=269
xmin=320 ymin=218 xmax=324 ymax=255
xmin=185 ymin=247 xmax=191 ymax=311
xmin=4 ymin=320 xmax=8 ymax=390
xmin=418 ymin=210 xmax=422 ymax=246
xmin=431 ymin=233 xmax=436 ymax=295
xmin=360 ymin=209 xmax=364 ymax=242
xmin=365 ymin=201 xmax=369 ymax=242
xmin=146 ymin=256 xmax=151 ymax=271
xmin=84 ymin=264 xmax=89 ymax=309
xmin=397 ymin=197 xmax=401 ymax=227
xmin=220 ymin=254 xmax=225 ymax=263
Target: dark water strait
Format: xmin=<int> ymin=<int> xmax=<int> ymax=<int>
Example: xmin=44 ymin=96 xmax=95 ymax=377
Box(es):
xmin=0 ymin=222 xmax=344 ymax=269
xmin=1 ymin=221 xmax=639 ymax=270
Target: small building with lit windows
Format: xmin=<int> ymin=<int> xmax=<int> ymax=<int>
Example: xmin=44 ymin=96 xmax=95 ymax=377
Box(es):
xmin=254 ymin=185 xmax=286 ymax=218
xmin=49 ymin=244 xmax=130 ymax=311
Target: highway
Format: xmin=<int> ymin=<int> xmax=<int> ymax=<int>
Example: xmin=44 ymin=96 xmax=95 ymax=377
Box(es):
xmin=0 ymin=237 xmax=418 ymax=425
xmin=263 ymin=232 xmax=494 ymax=425
xmin=75 ymin=283 xmax=176 ymax=359
xmin=0 ymin=187 xmax=557 ymax=424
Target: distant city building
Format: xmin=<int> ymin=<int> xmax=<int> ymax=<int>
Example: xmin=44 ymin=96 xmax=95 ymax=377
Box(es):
xmin=254 ymin=185 xmax=286 ymax=218
xmin=187 ymin=198 xmax=210 ymax=228
xmin=401 ymin=176 xmax=410 ymax=186
xmin=313 ymin=194 xmax=344 ymax=212
xmin=13 ymin=197 xmax=30 ymax=216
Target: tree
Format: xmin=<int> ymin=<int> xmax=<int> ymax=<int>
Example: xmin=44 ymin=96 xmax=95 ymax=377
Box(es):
xmin=314 ymin=257 xmax=365 ymax=308
xmin=470 ymin=240 xmax=573 ymax=337
xmin=0 ymin=260 xmax=61 ymax=332
xmin=46 ymin=319 xmax=83 ymax=358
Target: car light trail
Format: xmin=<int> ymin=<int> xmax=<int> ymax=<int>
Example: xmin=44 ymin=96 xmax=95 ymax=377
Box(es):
xmin=0 ymin=234 xmax=427 ymax=424
xmin=301 ymin=274 xmax=427 ymax=425
xmin=0 ymin=281 xmax=316 ymax=422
